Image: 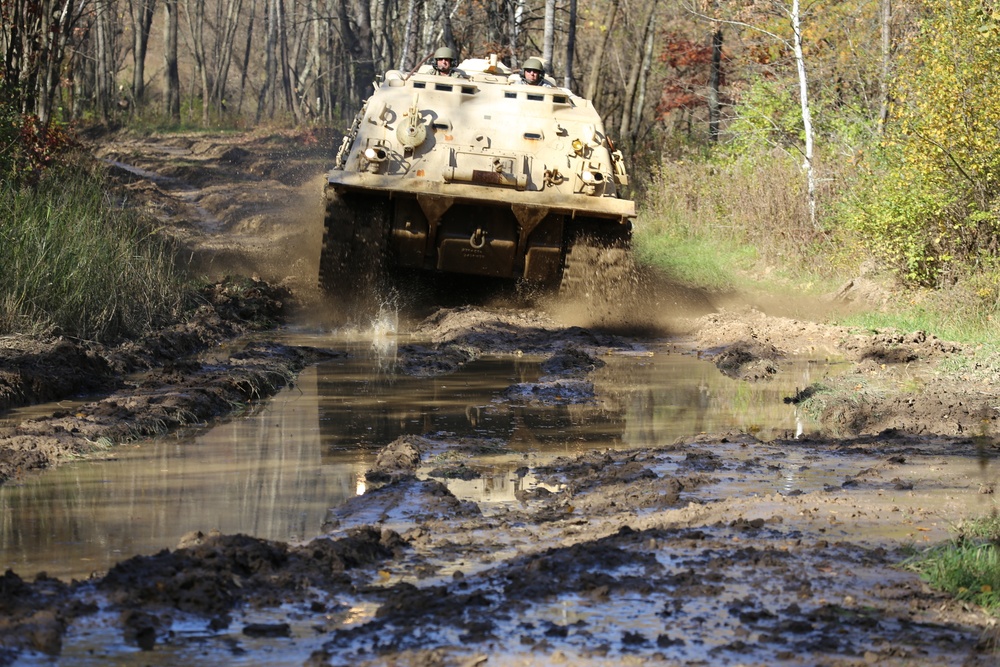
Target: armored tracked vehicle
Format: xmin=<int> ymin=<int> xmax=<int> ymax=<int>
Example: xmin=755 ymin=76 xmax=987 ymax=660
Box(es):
xmin=320 ymin=55 xmax=636 ymax=298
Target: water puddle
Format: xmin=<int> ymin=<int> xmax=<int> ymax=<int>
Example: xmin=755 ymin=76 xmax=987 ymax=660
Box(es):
xmin=0 ymin=337 xmax=842 ymax=582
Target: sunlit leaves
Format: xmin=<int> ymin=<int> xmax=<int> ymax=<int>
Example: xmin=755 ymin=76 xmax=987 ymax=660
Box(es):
xmin=845 ymin=0 xmax=1000 ymax=286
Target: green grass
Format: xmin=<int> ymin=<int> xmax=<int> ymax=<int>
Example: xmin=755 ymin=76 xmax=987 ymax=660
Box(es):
xmin=0 ymin=155 xmax=189 ymax=342
xmin=633 ymin=227 xmax=754 ymax=290
xmin=835 ymin=290 xmax=1000 ymax=345
xmin=902 ymin=514 xmax=1000 ymax=615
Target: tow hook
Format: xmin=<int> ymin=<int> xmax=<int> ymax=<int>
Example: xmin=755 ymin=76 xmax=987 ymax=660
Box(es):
xmin=470 ymin=228 xmax=487 ymax=249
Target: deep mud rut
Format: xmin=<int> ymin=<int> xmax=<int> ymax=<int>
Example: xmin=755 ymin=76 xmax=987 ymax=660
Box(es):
xmin=1 ymin=131 xmax=998 ymax=666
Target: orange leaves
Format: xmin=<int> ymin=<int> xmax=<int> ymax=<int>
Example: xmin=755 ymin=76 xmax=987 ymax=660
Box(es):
xmin=656 ymin=32 xmax=727 ymax=118
xmin=659 ymin=32 xmax=714 ymax=69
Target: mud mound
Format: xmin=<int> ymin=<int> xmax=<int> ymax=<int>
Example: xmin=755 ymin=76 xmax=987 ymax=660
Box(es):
xmin=709 ymin=339 xmax=783 ymax=381
xmin=0 ymin=527 xmax=405 ymax=656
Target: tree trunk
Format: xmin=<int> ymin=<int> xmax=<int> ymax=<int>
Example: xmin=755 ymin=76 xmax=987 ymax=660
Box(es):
xmin=210 ymin=0 xmax=242 ymax=115
xmin=631 ymin=8 xmax=655 ymax=145
xmin=236 ymin=0 xmax=256 ymax=115
xmin=256 ymin=0 xmax=277 ymax=121
xmin=584 ymin=0 xmax=618 ymax=102
xmin=400 ymin=0 xmax=421 ymax=70
xmin=338 ymin=0 xmax=376 ymax=107
xmin=183 ymin=0 xmax=211 ymax=124
xmin=507 ymin=0 xmax=522 ymax=68
xmin=164 ymin=0 xmax=181 ymax=122
xmin=564 ymin=0 xmax=576 ymax=90
xmin=708 ymin=26 xmax=722 ymax=142
xmin=791 ymin=0 xmax=816 ymax=228
xmin=95 ymin=1 xmax=113 ymax=123
xmin=542 ymin=0 xmax=555 ymax=69
xmin=42 ymin=0 xmax=80 ymax=125
xmin=879 ymin=0 xmax=891 ymax=131
xmin=277 ymin=0 xmax=295 ymax=118
xmin=620 ymin=0 xmax=656 ymax=141
xmin=130 ymin=0 xmax=157 ymax=107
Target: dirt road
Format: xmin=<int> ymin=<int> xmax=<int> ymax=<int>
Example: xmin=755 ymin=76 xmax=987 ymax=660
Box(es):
xmin=0 ymin=131 xmax=997 ymax=666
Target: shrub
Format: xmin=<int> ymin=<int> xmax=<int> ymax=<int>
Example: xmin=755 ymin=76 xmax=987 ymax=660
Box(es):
xmin=843 ymin=0 xmax=1000 ymax=286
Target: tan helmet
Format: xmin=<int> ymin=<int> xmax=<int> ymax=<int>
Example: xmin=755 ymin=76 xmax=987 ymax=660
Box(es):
xmin=522 ymin=57 xmax=545 ymax=73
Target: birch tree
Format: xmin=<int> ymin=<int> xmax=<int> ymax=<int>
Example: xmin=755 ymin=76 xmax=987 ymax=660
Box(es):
xmin=542 ymin=0 xmax=555 ymax=68
xmin=689 ymin=0 xmax=819 ymax=227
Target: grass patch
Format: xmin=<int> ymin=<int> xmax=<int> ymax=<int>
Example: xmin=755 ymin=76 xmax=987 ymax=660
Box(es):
xmin=0 ymin=154 xmax=189 ymax=342
xmin=634 ymin=150 xmax=857 ymax=298
xmin=633 ymin=227 xmax=752 ymax=290
xmin=902 ymin=514 xmax=1000 ymax=615
xmin=835 ymin=283 xmax=1000 ymax=344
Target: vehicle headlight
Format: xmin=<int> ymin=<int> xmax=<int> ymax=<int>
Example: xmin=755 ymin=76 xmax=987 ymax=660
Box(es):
xmin=579 ymin=170 xmax=606 ymax=195
xmin=364 ymin=147 xmax=387 ymax=162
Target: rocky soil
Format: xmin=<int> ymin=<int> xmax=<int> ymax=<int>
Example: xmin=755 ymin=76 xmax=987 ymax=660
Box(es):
xmin=0 ymin=131 xmax=997 ymax=666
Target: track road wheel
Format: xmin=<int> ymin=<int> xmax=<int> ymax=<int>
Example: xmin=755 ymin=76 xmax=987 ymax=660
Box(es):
xmin=319 ymin=190 xmax=391 ymax=310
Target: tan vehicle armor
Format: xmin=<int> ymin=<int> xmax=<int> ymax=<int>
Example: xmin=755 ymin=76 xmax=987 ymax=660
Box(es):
xmin=320 ymin=55 xmax=636 ymax=297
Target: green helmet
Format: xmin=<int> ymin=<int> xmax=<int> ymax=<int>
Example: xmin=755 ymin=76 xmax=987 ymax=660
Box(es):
xmin=522 ymin=57 xmax=545 ymax=72
xmin=434 ymin=47 xmax=456 ymax=62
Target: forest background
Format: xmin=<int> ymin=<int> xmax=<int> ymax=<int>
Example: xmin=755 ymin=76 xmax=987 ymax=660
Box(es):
xmin=3 ymin=0 xmax=1000 ymax=341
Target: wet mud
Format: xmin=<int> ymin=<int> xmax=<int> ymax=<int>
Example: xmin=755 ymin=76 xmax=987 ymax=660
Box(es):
xmin=0 ymin=131 xmax=998 ymax=666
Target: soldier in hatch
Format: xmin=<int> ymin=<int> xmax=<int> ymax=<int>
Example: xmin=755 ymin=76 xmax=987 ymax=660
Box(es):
xmin=514 ymin=57 xmax=554 ymax=87
xmin=418 ymin=46 xmax=464 ymax=77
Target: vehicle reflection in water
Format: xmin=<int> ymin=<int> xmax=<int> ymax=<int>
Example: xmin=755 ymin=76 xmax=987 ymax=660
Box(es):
xmin=0 ymin=339 xmax=839 ymax=581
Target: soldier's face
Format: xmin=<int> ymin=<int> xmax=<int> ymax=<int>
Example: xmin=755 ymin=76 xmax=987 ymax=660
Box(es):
xmin=524 ymin=69 xmax=542 ymax=84
xmin=436 ymin=58 xmax=452 ymax=72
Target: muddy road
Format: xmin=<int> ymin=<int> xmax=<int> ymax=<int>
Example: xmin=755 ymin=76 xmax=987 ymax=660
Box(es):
xmin=0 ymin=131 xmax=998 ymax=666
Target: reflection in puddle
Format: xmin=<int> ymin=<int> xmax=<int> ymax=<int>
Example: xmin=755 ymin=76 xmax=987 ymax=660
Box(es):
xmin=1 ymin=338 xmax=840 ymax=581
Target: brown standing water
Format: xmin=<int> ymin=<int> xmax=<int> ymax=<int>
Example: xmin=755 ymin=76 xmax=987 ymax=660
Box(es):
xmin=0 ymin=334 xmax=838 ymax=582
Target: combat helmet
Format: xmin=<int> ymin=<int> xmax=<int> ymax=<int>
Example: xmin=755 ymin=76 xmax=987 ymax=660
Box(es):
xmin=522 ymin=57 xmax=545 ymax=73
xmin=433 ymin=46 xmax=457 ymax=69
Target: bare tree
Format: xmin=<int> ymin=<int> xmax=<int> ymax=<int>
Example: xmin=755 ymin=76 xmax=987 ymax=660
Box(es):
xmin=208 ymin=0 xmax=242 ymax=115
xmin=620 ymin=0 xmax=657 ymax=142
xmin=0 ymin=0 xmax=85 ymax=124
xmin=256 ymin=0 xmax=278 ymax=120
xmin=584 ymin=0 xmax=619 ymax=102
xmin=128 ymin=0 xmax=157 ymax=107
xmin=183 ymin=0 xmax=211 ymax=123
xmin=564 ymin=0 xmax=576 ymax=89
xmin=338 ymin=0 xmax=377 ymax=107
xmin=630 ymin=6 xmax=655 ymax=145
xmin=164 ymin=0 xmax=181 ymax=122
xmin=236 ymin=0 xmax=256 ymax=114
